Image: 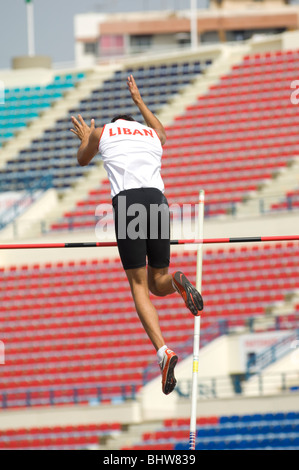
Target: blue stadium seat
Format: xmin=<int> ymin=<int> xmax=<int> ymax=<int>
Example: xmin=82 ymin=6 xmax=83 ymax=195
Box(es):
xmin=0 ymin=72 xmax=86 ymax=146
xmin=172 ymin=409 xmax=298 ymax=451
xmin=227 ymin=440 xmax=239 ymax=450
xmin=240 ymin=414 xmax=252 ymax=423
xmin=247 ymin=439 xmax=260 ymax=450
xmin=251 ymin=413 xmax=263 ymax=422
xmin=219 ymin=416 xmax=230 ymax=425
xmin=238 ymin=439 xmax=250 ymax=450
xmin=174 ymin=442 xmax=188 ymax=451
xmin=214 ymin=440 xmax=226 ymax=450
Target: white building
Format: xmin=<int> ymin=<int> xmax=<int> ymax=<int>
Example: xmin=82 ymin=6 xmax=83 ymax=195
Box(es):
xmin=74 ymin=1 xmax=299 ymax=67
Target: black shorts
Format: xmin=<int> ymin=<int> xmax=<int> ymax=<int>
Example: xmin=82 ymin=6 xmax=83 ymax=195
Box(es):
xmin=112 ymin=187 xmax=170 ymax=270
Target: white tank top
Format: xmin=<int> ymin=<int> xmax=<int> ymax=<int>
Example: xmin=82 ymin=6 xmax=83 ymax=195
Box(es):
xmin=98 ymin=119 xmax=164 ymax=198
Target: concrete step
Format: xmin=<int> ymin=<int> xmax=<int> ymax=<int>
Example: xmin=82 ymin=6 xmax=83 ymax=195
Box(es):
xmin=271 ymin=298 xmax=299 ymax=317
xmin=157 ymin=45 xmax=248 ymax=126
xmin=235 ymin=158 xmax=299 ymax=217
xmin=42 ymin=163 xmax=106 ymax=223
xmin=100 ymin=421 xmax=163 ymax=451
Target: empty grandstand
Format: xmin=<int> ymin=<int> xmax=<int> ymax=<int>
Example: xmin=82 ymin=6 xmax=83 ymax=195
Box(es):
xmin=1 ymin=1 xmax=299 ymax=452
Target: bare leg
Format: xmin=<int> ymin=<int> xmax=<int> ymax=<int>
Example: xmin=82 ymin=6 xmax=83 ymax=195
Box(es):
xmin=147 ymin=266 xmax=175 ymax=297
xmin=126 ymin=265 xmax=178 ymax=395
xmin=148 ymin=266 xmax=204 ymax=315
xmin=125 ymin=266 xmax=165 ymax=351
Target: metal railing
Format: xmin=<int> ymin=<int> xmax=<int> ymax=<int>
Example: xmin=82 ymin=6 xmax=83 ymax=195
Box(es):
xmin=176 ymin=370 xmax=299 ymax=400
xmin=0 ymin=174 xmax=53 ymax=231
xmin=246 ymin=329 xmax=299 ymax=378
xmin=4 ymin=190 xmax=299 ymax=240
xmin=230 ymin=192 xmax=299 ymax=217
xmin=1 ymin=321 xmax=298 ymax=409
xmin=0 ymin=383 xmax=138 ymax=409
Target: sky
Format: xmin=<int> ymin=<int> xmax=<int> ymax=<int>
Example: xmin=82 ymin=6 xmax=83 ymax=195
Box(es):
xmin=1 ymin=0 xmax=299 ymax=71
xmin=0 ymin=0 xmax=209 ymax=70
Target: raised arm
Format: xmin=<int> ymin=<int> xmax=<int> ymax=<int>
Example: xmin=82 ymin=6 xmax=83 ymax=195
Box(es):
xmin=127 ymin=75 xmax=167 ymax=146
xmin=70 ymin=115 xmax=102 ymax=166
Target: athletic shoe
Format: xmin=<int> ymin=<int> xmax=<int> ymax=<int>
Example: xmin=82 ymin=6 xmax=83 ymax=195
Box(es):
xmin=159 ymin=348 xmax=178 ymax=395
xmin=172 ymin=271 xmax=204 ymax=316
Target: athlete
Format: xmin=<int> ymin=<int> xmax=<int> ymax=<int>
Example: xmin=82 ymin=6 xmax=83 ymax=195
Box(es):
xmin=70 ymin=75 xmax=203 ymax=395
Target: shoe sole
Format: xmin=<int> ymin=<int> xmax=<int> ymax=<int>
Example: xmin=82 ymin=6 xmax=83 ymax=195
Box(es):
xmin=173 ymin=272 xmax=204 ymax=316
xmin=162 ymin=354 xmax=178 ymax=395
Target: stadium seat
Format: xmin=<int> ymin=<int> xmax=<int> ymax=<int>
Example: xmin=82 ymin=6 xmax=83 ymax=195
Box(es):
xmin=0 ymin=72 xmax=85 ymax=147
xmin=46 ymin=49 xmax=299 ymax=230
xmin=1 ymin=60 xmax=209 ymax=193
xmin=124 ymin=410 xmax=299 ymax=450
xmin=1 ymin=240 xmax=299 ymax=409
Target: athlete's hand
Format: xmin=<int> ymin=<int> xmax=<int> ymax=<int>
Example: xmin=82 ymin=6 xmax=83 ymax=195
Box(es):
xmin=127 ymin=75 xmax=142 ymax=105
xmin=70 ymin=114 xmax=95 ymax=142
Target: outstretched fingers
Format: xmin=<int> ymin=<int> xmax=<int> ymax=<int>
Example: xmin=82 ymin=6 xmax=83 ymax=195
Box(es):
xmin=77 ymin=114 xmax=86 ymax=126
xmin=127 ymin=74 xmax=136 ymax=90
xmin=71 ymin=115 xmax=80 ymax=129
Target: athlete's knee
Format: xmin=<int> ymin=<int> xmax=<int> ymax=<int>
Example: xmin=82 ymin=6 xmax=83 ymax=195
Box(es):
xmin=148 ymin=277 xmax=167 ymax=297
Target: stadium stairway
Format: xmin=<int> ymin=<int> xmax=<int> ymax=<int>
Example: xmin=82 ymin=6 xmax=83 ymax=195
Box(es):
xmin=243 ymin=344 xmax=299 ymax=398
xmin=23 ymin=165 xmax=108 ymax=238
xmin=99 ymin=421 xmax=162 ymax=451
xmin=270 ymin=187 xmax=299 ymax=213
xmin=269 ymin=292 xmax=299 ymax=340
xmin=235 ymin=157 xmax=299 ymax=217
xmin=157 ymin=43 xmax=249 ymax=126
xmin=212 ymin=48 xmax=299 ymax=218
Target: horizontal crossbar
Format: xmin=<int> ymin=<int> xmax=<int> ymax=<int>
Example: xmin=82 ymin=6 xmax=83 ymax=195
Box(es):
xmin=0 ymin=235 xmax=298 ymax=250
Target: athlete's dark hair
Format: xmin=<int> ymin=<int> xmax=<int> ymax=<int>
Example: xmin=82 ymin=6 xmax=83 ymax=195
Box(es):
xmin=111 ymin=114 xmax=135 ymax=123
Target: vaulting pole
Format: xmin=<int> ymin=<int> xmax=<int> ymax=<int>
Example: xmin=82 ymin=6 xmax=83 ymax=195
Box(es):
xmin=189 ymin=190 xmax=204 ymax=450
